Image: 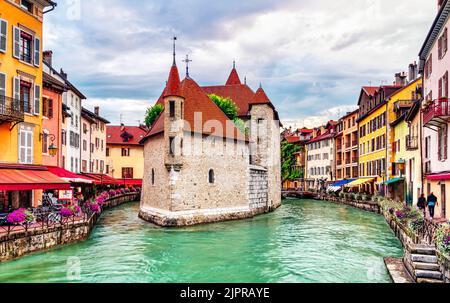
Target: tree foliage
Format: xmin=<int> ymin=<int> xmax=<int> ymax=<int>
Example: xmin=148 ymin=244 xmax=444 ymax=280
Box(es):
xmin=208 ymin=94 xmax=249 ymax=135
xmin=208 ymin=94 xmax=238 ymax=121
xmin=144 ymin=104 xmax=164 ymax=127
xmin=281 ymin=141 xmax=302 ymax=182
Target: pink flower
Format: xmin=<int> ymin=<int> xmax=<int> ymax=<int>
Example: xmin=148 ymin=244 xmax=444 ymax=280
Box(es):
xmin=60 ymin=207 xmax=74 ymax=218
xmin=90 ymin=203 xmax=101 ymax=213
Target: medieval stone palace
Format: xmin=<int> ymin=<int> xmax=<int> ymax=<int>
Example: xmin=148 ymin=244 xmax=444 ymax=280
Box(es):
xmin=138 ymin=51 xmax=281 ymax=227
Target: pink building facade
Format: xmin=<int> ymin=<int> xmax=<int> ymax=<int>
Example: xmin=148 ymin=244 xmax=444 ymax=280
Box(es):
xmin=420 ymin=0 xmax=450 ymax=220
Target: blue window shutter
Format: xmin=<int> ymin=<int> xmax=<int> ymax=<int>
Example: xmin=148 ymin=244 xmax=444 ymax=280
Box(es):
xmin=0 ymin=19 xmax=7 ymax=53
xmin=34 ymin=36 xmax=40 ymax=67
xmin=13 ymin=26 xmax=20 ymax=59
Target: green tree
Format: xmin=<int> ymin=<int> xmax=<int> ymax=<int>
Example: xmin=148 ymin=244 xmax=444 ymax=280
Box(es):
xmin=208 ymin=94 xmax=238 ymax=121
xmin=208 ymin=94 xmax=249 ymax=135
xmin=144 ymin=104 xmax=164 ymax=127
xmin=281 ymin=141 xmax=302 ymax=182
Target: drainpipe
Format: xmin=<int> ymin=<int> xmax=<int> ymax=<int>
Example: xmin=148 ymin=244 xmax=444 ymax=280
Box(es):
xmin=43 ymin=1 xmax=57 ymax=14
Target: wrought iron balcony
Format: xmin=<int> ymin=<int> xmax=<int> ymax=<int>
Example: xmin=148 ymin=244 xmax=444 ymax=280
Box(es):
xmin=423 ymin=98 xmax=450 ymax=128
xmin=406 ymin=135 xmax=418 ymax=151
xmin=0 ymin=96 xmax=25 ymax=123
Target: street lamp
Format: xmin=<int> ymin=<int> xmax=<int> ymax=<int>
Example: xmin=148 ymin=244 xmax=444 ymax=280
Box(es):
xmin=40 ymin=133 xmax=58 ymax=157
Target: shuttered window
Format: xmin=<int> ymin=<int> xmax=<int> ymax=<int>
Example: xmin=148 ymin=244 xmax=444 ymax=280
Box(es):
xmin=0 ymin=19 xmax=7 ymax=53
xmin=33 ymin=36 xmax=40 ymax=67
xmin=13 ymin=26 xmax=20 ymax=59
xmin=0 ymin=72 xmax=5 ymax=97
xmin=13 ymin=77 xmax=20 ymax=100
xmin=34 ymin=84 xmax=40 ymax=115
xmin=19 ymin=127 xmax=33 ymax=164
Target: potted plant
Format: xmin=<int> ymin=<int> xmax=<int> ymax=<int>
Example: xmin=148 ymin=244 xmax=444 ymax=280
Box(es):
xmin=7 ymin=208 xmax=34 ymax=225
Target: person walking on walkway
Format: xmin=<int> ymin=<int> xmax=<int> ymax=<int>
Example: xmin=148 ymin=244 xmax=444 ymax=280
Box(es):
xmin=417 ymin=194 xmax=426 ymax=216
xmin=427 ymin=192 xmax=438 ymax=219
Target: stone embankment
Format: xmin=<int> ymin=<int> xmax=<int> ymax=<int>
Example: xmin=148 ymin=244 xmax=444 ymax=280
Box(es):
xmin=315 ymin=193 xmax=450 ymax=283
xmin=0 ymin=192 xmax=140 ymax=263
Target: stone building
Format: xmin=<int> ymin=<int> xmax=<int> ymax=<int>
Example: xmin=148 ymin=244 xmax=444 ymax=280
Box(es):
xmin=305 ymin=122 xmax=337 ymax=190
xmin=139 ymin=56 xmax=281 ymax=227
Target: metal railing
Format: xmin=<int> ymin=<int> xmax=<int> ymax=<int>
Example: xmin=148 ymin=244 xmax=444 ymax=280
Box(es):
xmin=406 ymin=135 xmax=418 ymax=150
xmin=0 ymin=95 xmax=25 ymax=122
xmin=423 ymin=98 xmax=450 ymax=126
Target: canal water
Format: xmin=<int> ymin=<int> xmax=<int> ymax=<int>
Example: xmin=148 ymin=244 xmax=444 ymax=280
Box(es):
xmin=0 ymin=199 xmax=403 ymax=283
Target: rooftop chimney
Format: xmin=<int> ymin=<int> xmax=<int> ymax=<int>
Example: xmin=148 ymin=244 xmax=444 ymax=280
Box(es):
xmin=408 ymin=62 xmax=418 ymax=82
xmin=43 ymin=50 xmax=53 ymax=66
xmin=60 ymin=68 xmax=67 ymax=80
xmin=94 ymin=106 xmax=99 ymax=116
xmin=394 ymin=72 xmax=407 ymax=86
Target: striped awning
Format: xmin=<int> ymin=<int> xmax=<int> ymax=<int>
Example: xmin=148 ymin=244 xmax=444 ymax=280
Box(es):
xmin=344 ymin=178 xmax=375 ymax=188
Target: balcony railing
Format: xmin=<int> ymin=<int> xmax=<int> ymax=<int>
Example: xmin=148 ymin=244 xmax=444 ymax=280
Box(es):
xmin=0 ymin=96 xmax=25 ymax=123
xmin=423 ymin=98 xmax=450 ymax=127
xmin=352 ymin=157 xmax=358 ymax=164
xmin=352 ymin=140 xmax=358 ymax=147
xmin=336 ymin=160 xmax=342 ymax=166
xmin=345 ymin=142 xmax=351 ymax=149
xmin=406 ymin=135 xmax=418 ymax=150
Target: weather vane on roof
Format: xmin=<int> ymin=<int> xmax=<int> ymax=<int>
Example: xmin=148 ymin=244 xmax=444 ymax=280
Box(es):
xmin=183 ymin=54 xmax=192 ymax=78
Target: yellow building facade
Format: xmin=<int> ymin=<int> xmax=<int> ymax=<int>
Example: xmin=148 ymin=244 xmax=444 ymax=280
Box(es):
xmin=0 ymin=0 xmax=55 ymax=165
xmin=106 ymin=125 xmax=147 ymax=182
xmin=358 ymin=104 xmax=387 ymax=193
xmin=388 ymin=78 xmax=422 ymax=204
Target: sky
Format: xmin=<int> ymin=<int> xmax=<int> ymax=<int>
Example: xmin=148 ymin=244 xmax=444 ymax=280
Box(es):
xmin=43 ymin=0 xmax=437 ymax=129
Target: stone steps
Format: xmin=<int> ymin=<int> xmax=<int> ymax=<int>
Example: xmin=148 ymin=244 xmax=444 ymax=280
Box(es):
xmin=415 ymin=269 xmax=442 ymax=280
xmin=411 ymin=254 xmax=438 ymax=263
xmin=409 ymin=245 xmax=436 ymax=255
xmin=417 ymin=277 xmax=445 ymax=283
xmin=413 ymin=262 xmax=440 ymax=271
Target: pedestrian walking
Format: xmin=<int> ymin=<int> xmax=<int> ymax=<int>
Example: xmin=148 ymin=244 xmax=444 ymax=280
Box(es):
xmin=427 ymin=192 xmax=438 ymax=219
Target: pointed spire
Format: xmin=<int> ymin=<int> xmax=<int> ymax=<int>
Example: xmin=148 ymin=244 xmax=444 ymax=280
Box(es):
xmin=226 ymin=61 xmax=242 ymax=85
xmin=252 ymin=84 xmax=271 ymax=104
xmin=163 ymin=39 xmax=182 ymax=98
xmin=172 ymin=36 xmax=177 ymax=66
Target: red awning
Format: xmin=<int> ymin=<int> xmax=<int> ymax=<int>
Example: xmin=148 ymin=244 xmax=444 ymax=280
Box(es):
xmin=426 ymin=173 xmax=450 ymax=181
xmin=0 ymin=168 xmax=71 ymax=191
xmin=117 ymin=179 xmax=142 ymax=186
xmin=82 ymin=174 xmax=119 ymax=185
xmin=46 ymin=166 xmax=94 ymax=184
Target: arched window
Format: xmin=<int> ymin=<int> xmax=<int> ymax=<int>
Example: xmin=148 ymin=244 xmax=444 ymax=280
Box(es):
xmin=151 ymin=169 xmax=155 ymax=185
xmin=208 ymin=169 xmax=215 ymax=184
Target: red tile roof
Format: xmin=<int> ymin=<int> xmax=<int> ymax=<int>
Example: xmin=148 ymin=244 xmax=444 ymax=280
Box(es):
xmin=285 ymin=135 xmax=301 ymax=143
xmin=307 ymin=131 xmax=334 ymax=144
xmin=163 ymin=64 xmax=182 ymax=98
xmin=251 ymin=86 xmax=270 ymax=105
xmin=362 ymin=86 xmax=379 ymax=96
xmin=298 ymin=128 xmax=313 ymax=133
xmin=202 ymin=84 xmax=256 ymax=117
xmin=107 ymin=125 xmax=148 ymax=146
xmin=225 ymin=67 xmax=242 ymax=85
xmin=143 ymin=73 xmax=246 ymax=142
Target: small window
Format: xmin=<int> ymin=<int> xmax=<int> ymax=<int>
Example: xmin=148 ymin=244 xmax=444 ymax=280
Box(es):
xmin=169 ymin=101 xmax=175 ymax=118
xmin=21 ymin=0 xmax=33 ymax=12
xmin=151 ymin=169 xmax=155 ymax=185
xmin=169 ymin=137 xmax=175 ymax=155
xmin=208 ymin=169 xmax=215 ymax=184
xmin=121 ymin=148 xmax=130 ymax=157
xmin=106 ymin=148 xmax=110 ymax=157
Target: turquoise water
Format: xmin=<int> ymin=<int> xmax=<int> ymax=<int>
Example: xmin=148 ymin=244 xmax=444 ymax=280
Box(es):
xmin=0 ymin=199 xmax=403 ymax=283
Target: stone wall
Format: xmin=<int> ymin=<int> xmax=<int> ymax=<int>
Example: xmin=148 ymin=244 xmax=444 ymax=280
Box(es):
xmin=248 ymin=166 xmax=268 ymax=210
xmin=0 ymin=216 xmax=96 ymax=262
xmin=0 ymin=193 xmax=138 ymax=263
xmin=437 ymin=251 xmax=450 ymax=283
xmin=317 ymin=194 xmax=381 ymax=214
